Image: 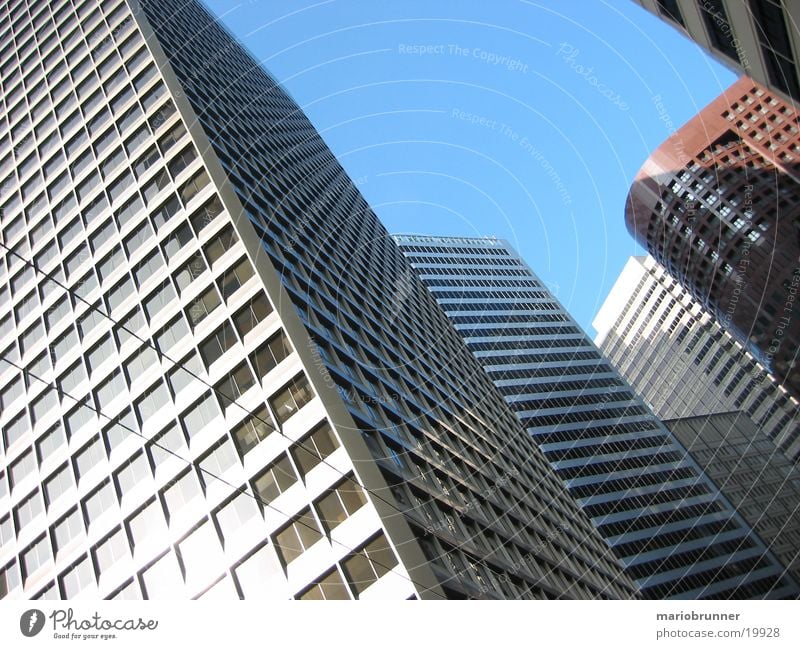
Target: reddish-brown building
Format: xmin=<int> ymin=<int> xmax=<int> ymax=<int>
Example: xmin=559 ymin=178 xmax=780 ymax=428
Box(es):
xmin=626 ymin=76 xmax=800 ymax=400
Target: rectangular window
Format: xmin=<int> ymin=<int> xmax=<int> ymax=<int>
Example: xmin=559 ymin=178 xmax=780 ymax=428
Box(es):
xmin=269 ymin=374 xmax=314 ymax=425
xmin=214 ymin=362 xmax=255 ymax=409
xmin=174 ymin=252 xmax=206 ymax=291
xmin=148 ymin=422 xmax=186 ymax=467
xmin=233 ymin=292 xmax=273 ymax=337
xmin=218 ymin=258 xmax=254 ymax=299
xmin=252 ymin=453 xmax=297 ymax=505
xmin=186 ymin=286 xmax=221 ymax=329
xmin=52 ymin=508 xmax=83 ymax=554
xmin=60 ymin=555 xmax=95 ymax=597
xmin=273 ymin=508 xmax=322 ymax=565
xmin=93 ymin=527 xmax=129 ymax=576
xmin=190 ymin=196 xmax=223 ymax=235
xmin=315 ymin=478 xmax=367 ymax=533
xmin=83 ymin=478 xmax=117 ymax=526
xmin=43 ymin=464 xmax=72 ymax=507
xmin=198 ymin=322 xmax=237 ymax=368
xmin=21 ymin=535 xmax=51 ymax=580
xmin=198 ymin=438 xmax=238 ymax=481
xmin=74 ymin=436 xmax=105 ymax=481
xmin=9 ymin=450 xmax=36 ymax=490
xmin=250 ymin=331 xmax=292 ymax=379
xmin=114 ymin=451 xmax=151 ymax=498
xmin=204 ymin=224 xmax=238 ymax=264
xmin=342 ymin=533 xmax=398 ymax=596
xmin=231 ymin=406 xmax=275 ymax=456
xmin=180 ymin=392 xmax=220 ymax=439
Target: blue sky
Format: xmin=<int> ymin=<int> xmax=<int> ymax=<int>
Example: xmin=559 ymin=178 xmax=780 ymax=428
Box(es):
xmin=204 ymin=0 xmax=736 ymax=333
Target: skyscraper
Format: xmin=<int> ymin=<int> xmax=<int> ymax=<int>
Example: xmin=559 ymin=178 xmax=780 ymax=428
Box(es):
xmin=632 ymin=0 xmax=800 ymax=102
xmin=626 ymin=76 xmax=800 ymax=402
xmin=395 ymin=233 xmax=798 ymax=598
xmin=0 ymin=0 xmax=637 ymax=600
xmin=594 ymin=255 xmax=800 ymax=463
xmin=663 ymin=411 xmax=800 ymax=583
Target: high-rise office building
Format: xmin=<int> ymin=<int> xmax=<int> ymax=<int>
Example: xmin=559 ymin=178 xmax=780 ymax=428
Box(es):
xmin=395 ymin=233 xmax=798 ymax=598
xmin=626 ymin=76 xmax=800 ymax=401
xmin=0 ymin=0 xmax=641 ymax=601
xmin=594 ymin=255 xmax=800 ymax=463
xmin=632 ymin=0 xmax=800 ymax=102
xmin=663 ymin=411 xmax=800 ymax=583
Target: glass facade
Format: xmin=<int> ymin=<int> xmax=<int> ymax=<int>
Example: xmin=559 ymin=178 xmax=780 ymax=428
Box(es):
xmin=395 ymin=234 xmax=798 ymax=599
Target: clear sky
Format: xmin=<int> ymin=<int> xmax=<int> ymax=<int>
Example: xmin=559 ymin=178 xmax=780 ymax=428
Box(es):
xmin=203 ymin=0 xmax=736 ymax=334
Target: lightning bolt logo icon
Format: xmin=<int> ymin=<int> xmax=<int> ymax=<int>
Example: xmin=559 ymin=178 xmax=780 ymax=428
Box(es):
xmin=20 ymin=609 xmax=45 ymax=637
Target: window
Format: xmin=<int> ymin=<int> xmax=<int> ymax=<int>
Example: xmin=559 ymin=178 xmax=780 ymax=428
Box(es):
xmin=1 ymin=561 xmax=21 ymax=598
xmin=83 ymin=480 xmax=117 ymax=526
xmin=218 ymin=258 xmax=254 ymax=299
xmin=143 ymin=281 xmax=176 ymax=321
xmin=115 ymin=194 xmax=143 ymax=229
xmin=252 ymin=454 xmax=297 ymax=505
xmin=177 ymin=521 xmax=223 ymax=587
xmin=231 ymin=406 xmax=275 ymax=456
xmin=53 ymin=508 xmax=84 ymax=554
xmin=134 ymin=380 xmax=171 ymax=427
xmin=123 ymin=221 xmax=153 ymax=257
xmin=36 ymin=424 xmax=66 ymax=464
xmin=133 ymin=250 xmax=163 ymax=287
xmin=155 ymin=315 xmax=189 ymax=355
xmin=74 ymin=436 xmax=105 ymax=481
xmin=103 ymin=409 xmax=136 ymax=455
xmin=190 ymin=196 xmax=223 ymax=234
xmin=127 ymin=500 xmax=167 ymax=550
xmin=174 ymin=251 xmax=205 ymax=290
xmin=290 ymin=422 xmax=339 ymax=477
xmin=21 ymin=535 xmax=51 ymax=580
xmin=124 ymin=345 xmax=159 ymax=384
xmin=204 ymin=224 xmax=238 ymax=264
xmin=269 ymin=374 xmax=314 ymax=425
xmin=179 ymin=169 xmax=210 ymax=203
xmin=233 ymin=293 xmax=272 ymax=337
xmin=15 ymin=490 xmax=44 ymax=529
xmin=64 ymin=398 xmax=95 ymax=437
xmin=93 ymin=527 xmax=129 ymax=576
xmin=162 ymin=469 xmax=201 ymax=516
xmin=342 ymin=533 xmax=398 ymax=596
xmin=86 ymin=335 xmax=115 ymax=374
xmin=43 ymin=464 xmax=72 ymax=507
xmin=199 ymin=322 xmax=237 ymax=368
xmin=147 ymin=422 xmax=186 ymax=467
xmin=198 ymin=438 xmax=238 ymax=481
xmin=95 ymin=369 xmax=127 ymax=410
xmin=114 ymin=451 xmax=151 ymax=498
xmin=0 ymin=516 xmax=14 ymax=547
xmin=9 ymin=449 xmax=36 ymax=490
xmin=151 ymin=193 xmax=181 ymax=229
xmin=167 ymin=144 xmax=196 ymax=177
xmin=297 ymin=569 xmax=350 ymax=600
xmin=58 ymin=360 xmax=86 ymax=395
xmin=214 ymin=492 xmax=259 ymax=542
xmin=186 ymin=286 xmax=221 ymax=329
xmin=250 ymin=331 xmax=292 ymax=379
xmin=180 ymin=393 xmax=220 ymax=439
xmin=163 ymin=222 xmax=192 ymax=259
xmin=60 ymin=555 xmax=94 ymax=597
xmin=315 ymin=478 xmax=367 ymax=533
xmin=214 ymin=362 xmax=255 ymax=409
xmin=273 ymin=509 xmax=322 ymax=565
xmin=140 ymin=550 xmax=182 ymax=598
